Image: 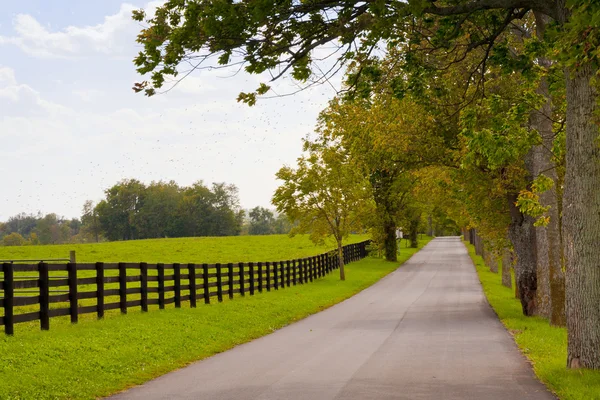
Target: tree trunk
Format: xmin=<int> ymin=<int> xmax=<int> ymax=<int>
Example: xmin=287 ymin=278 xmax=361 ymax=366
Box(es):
xmin=337 ymin=241 xmax=346 ymax=281
xmin=409 ymin=217 xmax=419 ymax=248
xmin=384 ymin=219 xmax=398 ymax=262
xmin=489 ymin=251 xmax=499 ymax=274
xmin=531 ymin=12 xmax=563 ymax=323
xmin=508 ymin=186 xmax=538 ymax=316
xmin=563 ymin=63 xmax=600 ymax=369
xmin=502 ymin=248 xmax=512 ymax=288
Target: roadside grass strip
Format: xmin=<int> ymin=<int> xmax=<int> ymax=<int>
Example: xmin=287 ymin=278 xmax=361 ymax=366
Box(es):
xmin=0 ymin=238 xmax=430 ymax=399
xmin=464 ymin=241 xmax=600 ymax=400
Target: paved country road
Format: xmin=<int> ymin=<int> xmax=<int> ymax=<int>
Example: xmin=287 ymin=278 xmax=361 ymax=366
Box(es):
xmin=110 ymin=237 xmax=555 ymax=400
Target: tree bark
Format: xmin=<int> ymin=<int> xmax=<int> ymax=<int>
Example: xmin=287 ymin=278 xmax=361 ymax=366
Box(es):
xmin=502 ymin=248 xmax=513 ymax=288
xmin=531 ymin=12 xmax=564 ymax=323
xmin=489 ymin=251 xmax=499 ymax=274
xmin=384 ymin=219 xmax=398 ymax=262
xmin=563 ymin=63 xmax=600 ymax=369
xmin=409 ymin=217 xmax=419 ymax=248
xmin=337 ymin=241 xmax=346 ymax=281
xmin=508 ymin=182 xmax=538 ymax=316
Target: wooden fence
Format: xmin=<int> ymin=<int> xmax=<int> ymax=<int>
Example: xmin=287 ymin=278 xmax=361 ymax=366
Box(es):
xmin=0 ymin=240 xmax=370 ymax=335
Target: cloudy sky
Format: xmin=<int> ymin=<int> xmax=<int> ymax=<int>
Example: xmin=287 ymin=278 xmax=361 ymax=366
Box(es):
xmin=0 ymin=1 xmax=341 ymax=221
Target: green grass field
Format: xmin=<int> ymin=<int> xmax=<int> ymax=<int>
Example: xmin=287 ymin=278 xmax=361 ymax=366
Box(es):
xmin=0 ymin=234 xmax=371 ymax=323
xmin=0 ymin=234 xmax=370 ymax=264
xmin=464 ymin=241 xmax=600 ymax=400
xmin=0 ymin=236 xmax=431 ymax=399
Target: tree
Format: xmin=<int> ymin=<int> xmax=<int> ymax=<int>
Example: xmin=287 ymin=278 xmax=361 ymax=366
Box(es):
xmin=248 ymin=207 xmax=275 ymax=235
xmin=317 ymin=94 xmax=444 ymax=261
xmin=2 ymin=232 xmax=26 ymax=246
xmin=96 ymin=179 xmax=146 ymax=241
xmin=81 ymin=200 xmax=101 ymax=243
xmin=133 ymin=181 xmax=181 ymax=239
xmin=272 ymin=140 xmax=373 ymax=280
xmin=133 ymin=0 xmax=600 ymax=369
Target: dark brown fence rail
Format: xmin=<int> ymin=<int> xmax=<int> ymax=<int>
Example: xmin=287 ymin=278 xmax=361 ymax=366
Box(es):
xmin=0 ymin=240 xmax=370 ymax=335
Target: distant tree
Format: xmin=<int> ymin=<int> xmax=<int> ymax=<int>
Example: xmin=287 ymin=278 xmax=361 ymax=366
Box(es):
xmin=248 ymin=207 xmax=275 ymax=235
xmin=175 ymin=182 xmax=216 ymax=237
xmin=3 ymin=232 xmax=26 ymax=246
xmin=273 ymin=140 xmax=373 ymax=280
xmin=272 ymin=213 xmax=293 ymax=235
xmin=96 ymin=179 xmax=146 ymax=241
xmin=209 ymin=183 xmax=244 ymax=236
xmin=5 ymin=213 xmax=39 ymax=237
xmin=29 ymin=232 xmax=40 ymax=245
xmin=80 ymin=200 xmax=101 ymax=242
xmin=133 ymin=181 xmax=181 ymax=238
xmin=35 ymin=214 xmax=70 ymax=245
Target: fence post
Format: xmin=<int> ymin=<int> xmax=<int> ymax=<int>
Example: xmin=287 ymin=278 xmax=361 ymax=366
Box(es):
xmin=2 ymin=263 xmax=14 ymax=335
xmin=257 ymin=262 xmax=263 ymax=292
xmin=188 ymin=263 xmax=197 ymax=308
xmin=228 ymin=263 xmax=234 ymax=300
xmin=320 ymin=254 xmax=325 ymax=277
xmin=96 ymin=262 xmax=105 ymax=319
xmin=39 ymin=262 xmax=49 ymax=331
xmin=292 ymin=260 xmax=297 ymax=285
xmin=140 ymin=262 xmax=148 ymax=312
xmin=273 ymin=261 xmax=278 ymax=290
xmin=286 ymin=260 xmax=291 ymax=287
xmin=303 ymin=258 xmax=308 ymax=283
xmin=249 ymin=262 xmax=255 ymax=295
xmin=280 ymin=261 xmax=285 ymax=288
xmin=216 ymin=263 xmax=223 ymax=302
xmin=309 ymin=258 xmax=314 ymax=283
xmin=239 ymin=262 xmax=245 ymax=296
xmin=157 ymin=263 xmax=165 ymax=309
xmin=119 ymin=262 xmax=127 ymax=314
xmin=67 ymin=261 xmax=78 ymax=324
xmin=265 ymin=262 xmax=271 ymax=292
xmin=202 ymin=264 xmax=210 ymax=304
xmin=174 ymin=263 xmax=181 ymax=308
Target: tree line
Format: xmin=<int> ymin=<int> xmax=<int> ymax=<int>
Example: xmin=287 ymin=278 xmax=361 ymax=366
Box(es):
xmin=131 ymin=0 xmax=600 ymax=369
xmin=0 ymin=180 xmax=292 ymax=246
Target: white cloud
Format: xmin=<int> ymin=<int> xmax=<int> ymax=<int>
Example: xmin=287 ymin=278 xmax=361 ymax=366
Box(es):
xmin=0 ymin=65 xmax=69 ymax=116
xmin=0 ymin=2 xmax=163 ymax=58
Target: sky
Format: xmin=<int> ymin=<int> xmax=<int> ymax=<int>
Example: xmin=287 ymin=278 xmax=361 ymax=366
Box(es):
xmin=0 ymin=1 xmax=342 ymax=221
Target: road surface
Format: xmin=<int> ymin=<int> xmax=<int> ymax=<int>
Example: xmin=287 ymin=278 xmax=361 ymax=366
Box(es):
xmin=110 ymin=237 xmax=555 ymax=400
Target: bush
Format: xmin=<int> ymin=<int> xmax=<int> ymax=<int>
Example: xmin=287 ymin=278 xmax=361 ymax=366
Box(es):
xmin=3 ymin=232 xmax=26 ymax=246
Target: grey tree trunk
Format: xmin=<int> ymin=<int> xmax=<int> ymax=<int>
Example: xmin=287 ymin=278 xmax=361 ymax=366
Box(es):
xmin=337 ymin=242 xmax=346 ymax=281
xmin=489 ymin=251 xmax=499 ymax=274
xmin=508 ymin=163 xmax=538 ymax=316
xmin=502 ymin=248 xmax=513 ymax=288
xmin=531 ymin=12 xmax=564 ymax=324
xmin=409 ymin=217 xmax=419 ymax=248
xmin=383 ymin=219 xmax=398 ymax=262
xmin=563 ymin=63 xmax=600 ymax=369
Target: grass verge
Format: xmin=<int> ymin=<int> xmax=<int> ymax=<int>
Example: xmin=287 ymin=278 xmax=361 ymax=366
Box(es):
xmin=0 ymin=237 xmax=431 ymax=400
xmin=463 ymin=241 xmax=600 ymax=400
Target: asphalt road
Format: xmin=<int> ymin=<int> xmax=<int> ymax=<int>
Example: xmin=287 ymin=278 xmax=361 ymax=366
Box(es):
xmin=110 ymin=237 xmax=555 ymax=400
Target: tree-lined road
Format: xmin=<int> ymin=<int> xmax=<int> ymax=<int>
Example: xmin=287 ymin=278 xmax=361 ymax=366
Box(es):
xmin=111 ymin=237 xmax=554 ymax=400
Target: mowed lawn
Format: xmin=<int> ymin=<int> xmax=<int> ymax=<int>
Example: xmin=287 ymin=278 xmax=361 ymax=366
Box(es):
xmin=0 ymin=234 xmax=370 ymax=264
xmin=464 ymin=241 xmax=600 ymax=400
xmin=0 ymin=236 xmax=430 ymax=400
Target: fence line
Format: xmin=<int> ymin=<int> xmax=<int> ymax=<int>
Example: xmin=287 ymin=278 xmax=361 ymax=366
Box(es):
xmin=0 ymin=240 xmax=371 ymax=335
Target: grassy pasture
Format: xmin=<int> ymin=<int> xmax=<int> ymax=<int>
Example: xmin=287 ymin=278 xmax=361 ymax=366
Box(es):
xmin=0 ymin=234 xmax=370 ymax=264
xmin=464 ymin=241 xmax=600 ymax=400
xmin=0 ymin=234 xmax=370 ymax=328
xmin=0 ymin=236 xmax=431 ymax=400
